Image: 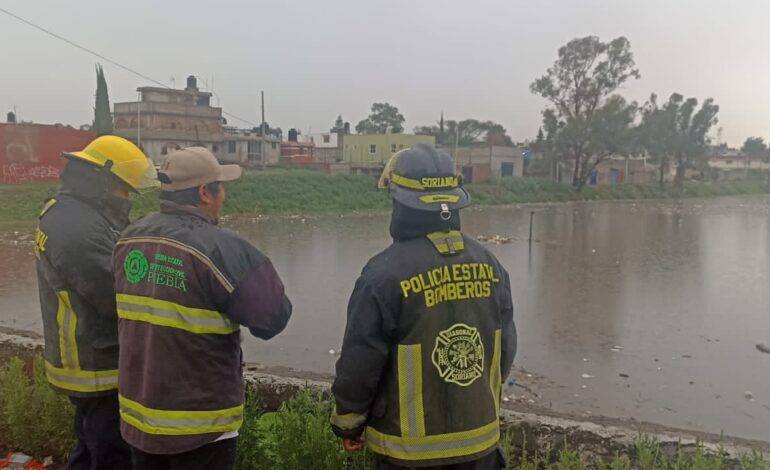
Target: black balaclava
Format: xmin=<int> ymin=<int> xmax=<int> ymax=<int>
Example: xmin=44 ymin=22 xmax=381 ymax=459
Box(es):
xmin=59 ymin=158 xmax=132 ymax=225
xmin=389 ymin=200 xmax=461 ymax=242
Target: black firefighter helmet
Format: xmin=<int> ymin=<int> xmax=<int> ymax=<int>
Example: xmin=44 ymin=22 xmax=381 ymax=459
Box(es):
xmin=381 ymin=144 xmax=471 ymax=212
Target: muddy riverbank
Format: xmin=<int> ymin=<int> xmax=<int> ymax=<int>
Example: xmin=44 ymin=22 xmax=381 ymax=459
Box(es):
xmin=2 ymin=330 xmax=768 ymax=467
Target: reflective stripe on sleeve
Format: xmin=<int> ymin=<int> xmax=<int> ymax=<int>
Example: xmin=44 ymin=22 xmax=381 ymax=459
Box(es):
xmin=117 ymin=294 xmax=239 ymax=335
xmin=118 ymin=394 xmax=243 ymax=436
xmin=330 ymin=408 xmax=368 ymax=431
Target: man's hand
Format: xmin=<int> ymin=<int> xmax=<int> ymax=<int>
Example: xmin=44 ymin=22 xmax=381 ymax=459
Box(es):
xmin=343 ymin=436 xmax=365 ymax=452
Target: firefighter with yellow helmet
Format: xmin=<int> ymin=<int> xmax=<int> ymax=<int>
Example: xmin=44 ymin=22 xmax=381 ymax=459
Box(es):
xmin=35 ymin=136 xmax=157 ymax=470
xmin=331 ymin=144 xmax=516 ymax=469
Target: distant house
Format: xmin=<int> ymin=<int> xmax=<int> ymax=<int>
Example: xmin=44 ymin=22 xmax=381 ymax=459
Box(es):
xmin=342 ymin=134 xmax=435 ymax=164
xmin=588 ymin=157 xmax=658 ymax=186
xmin=0 ymin=122 xmax=95 ymax=184
xmin=707 ymin=155 xmax=769 ymax=180
xmin=113 ymin=75 xmax=278 ymax=165
xmin=443 ymin=145 xmax=525 ymax=183
xmin=298 ymin=132 xmax=341 ymax=162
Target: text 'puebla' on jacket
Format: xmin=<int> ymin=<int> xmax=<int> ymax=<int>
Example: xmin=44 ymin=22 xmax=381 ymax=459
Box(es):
xmin=35 ymin=192 xmax=131 ymax=397
xmin=112 ymin=201 xmax=292 ymax=455
xmin=331 ymin=230 xmax=516 ymax=466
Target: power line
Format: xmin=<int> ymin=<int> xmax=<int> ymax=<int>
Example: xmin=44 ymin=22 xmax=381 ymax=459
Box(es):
xmin=0 ymin=6 xmax=258 ymax=127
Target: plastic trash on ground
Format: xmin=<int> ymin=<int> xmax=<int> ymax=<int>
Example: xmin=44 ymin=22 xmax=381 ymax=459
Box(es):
xmin=0 ymin=453 xmax=47 ymax=470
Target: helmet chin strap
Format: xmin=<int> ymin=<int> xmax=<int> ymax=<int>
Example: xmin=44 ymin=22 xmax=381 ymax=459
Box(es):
xmin=440 ymin=203 xmax=452 ymax=221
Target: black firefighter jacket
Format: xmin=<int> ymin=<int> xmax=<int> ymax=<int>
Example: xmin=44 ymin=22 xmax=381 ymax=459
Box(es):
xmin=332 ymin=228 xmax=516 ymax=468
xmin=36 ymin=183 xmax=131 ymax=397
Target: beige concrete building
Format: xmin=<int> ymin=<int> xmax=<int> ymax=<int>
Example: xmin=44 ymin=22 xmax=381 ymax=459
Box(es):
xmin=439 ymin=145 xmax=525 ymax=183
xmin=113 ymin=76 xmax=278 ymax=165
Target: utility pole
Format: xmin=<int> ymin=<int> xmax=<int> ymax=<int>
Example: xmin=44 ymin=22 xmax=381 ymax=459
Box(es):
xmin=454 ymin=124 xmax=459 ymax=161
xmin=260 ymin=91 xmax=266 ymax=170
xmin=137 ymin=91 xmax=141 ymax=148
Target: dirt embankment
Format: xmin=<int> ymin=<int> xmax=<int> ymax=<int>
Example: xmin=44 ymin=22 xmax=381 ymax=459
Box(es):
xmin=1 ymin=329 xmax=767 ymax=467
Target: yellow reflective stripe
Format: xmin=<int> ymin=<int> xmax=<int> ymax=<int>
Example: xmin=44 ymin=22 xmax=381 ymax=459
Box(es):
xmin=119 ymin=395 xmax=243 ymax=436
xmin=398 ymin=344 xmax=425 ymax=438
xmin=117 ymin=294 xmax=239 ymax=335
xmin=83 ymin=148 xmax=111 ymax=165
xmin=56 ymin=292 xmax=79 ymax=369
xmin=39 ymin=198 xmax=57 ymax=218
xmin=45 ymin=361 xmax=118 ymax=393
xmin=426 ymin=231 xmax=465 ymax=254
xmin=116 ymin=237 xmax=234 ymax=293
xmin=390 ymin=174 xmax=426 ymax=190
xmin=490 ymin=329 xmax=502 ymax=414
xmin=330 ymin=409 xmax=368 ymax=430
xmin=365 ymin=420 xmax=499 ymax=461
xmin=419 ymin=194 xmax=460 ymax=204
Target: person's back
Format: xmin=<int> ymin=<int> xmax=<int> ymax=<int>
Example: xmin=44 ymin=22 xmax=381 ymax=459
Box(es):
xmin=36 ymin=136 xmax=158 ymax=470
xmin=113 ymin=147 xmax=292 ymax=469
xmin=332 ymin=144 xmax=516 ymax=469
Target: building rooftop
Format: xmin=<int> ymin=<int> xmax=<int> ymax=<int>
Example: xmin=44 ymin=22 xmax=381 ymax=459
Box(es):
xmin=137 ymin=86 xmax=213 ymax=97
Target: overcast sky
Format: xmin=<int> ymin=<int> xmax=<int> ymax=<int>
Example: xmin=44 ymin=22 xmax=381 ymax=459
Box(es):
xmin=1 ymin=0 xmax=768 ymax=147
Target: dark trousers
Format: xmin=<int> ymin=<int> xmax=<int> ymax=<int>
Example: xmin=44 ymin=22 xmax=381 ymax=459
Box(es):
xmin=68 ymin=394 xmax=132 ymax=470
xmin=374 ymin=447 xmax=507 ymax=470
xmin=130 ymin=438 xmax=237 ymax=470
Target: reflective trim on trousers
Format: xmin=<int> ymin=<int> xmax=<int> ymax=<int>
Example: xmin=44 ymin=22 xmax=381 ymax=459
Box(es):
xmin=365 ymin=420 xmax=500 ymax=461
xmin=116 ymin=294 xmax=239 ymax=335
xmin=398 ymin=344 xmax=425 ymax=438
xmin=45 ymin=361 xmax=118 ymax=393
xmin=118 ymin=394 xmax=243 ymax=436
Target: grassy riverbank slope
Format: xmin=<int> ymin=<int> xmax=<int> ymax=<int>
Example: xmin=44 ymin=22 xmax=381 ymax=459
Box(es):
xmin=1 ymin=356 xmax=767 ymax=469
xmin=3 ymin=168 xmax=770 ymax=224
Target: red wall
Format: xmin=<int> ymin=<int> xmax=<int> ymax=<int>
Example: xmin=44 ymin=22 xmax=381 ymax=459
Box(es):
xmin=0 ymin=124 xmax=96 ymax=184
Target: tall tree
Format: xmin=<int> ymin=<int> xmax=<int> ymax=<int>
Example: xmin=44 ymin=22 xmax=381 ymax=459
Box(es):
xmin=94 ymin=64 xmax=113 ymax=136
xmin=742 ymin=137 xmax=768 ymax=158
xmin=669 ymin=94 xmax=719 ymax=188
xmin=530 ymin=36 xmax=641 ymax=190
xmin=356 ymin=103 xmax=405 ymax=134
xmin=330 ymin=115 xmax=345 ymax=133
xmin=638 ymin=94 xmax=676 ymax=188
xmin=639 ymin=93 xmax=719 ymax=189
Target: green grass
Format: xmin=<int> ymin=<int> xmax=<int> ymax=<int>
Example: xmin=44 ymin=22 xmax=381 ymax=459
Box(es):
xmin=3 ymin=169 xmax=770 ymax=225
xmin=1 ymin=356 xmax=766 ymax=469
xmin=0 ymin=357 xmax=75 ymax=460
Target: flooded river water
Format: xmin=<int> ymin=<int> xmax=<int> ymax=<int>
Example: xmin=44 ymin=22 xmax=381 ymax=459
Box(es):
xmin=2 ymin=196 xmax=770 ymax=442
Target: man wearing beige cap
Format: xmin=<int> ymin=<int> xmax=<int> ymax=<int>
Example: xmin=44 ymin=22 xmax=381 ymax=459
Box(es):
xmin=111 ymin=146 xmax=292 ymax=469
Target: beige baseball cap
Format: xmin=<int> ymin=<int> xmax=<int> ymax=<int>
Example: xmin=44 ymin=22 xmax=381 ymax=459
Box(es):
xmin=159 ymin=146 xmax=242 ymax=191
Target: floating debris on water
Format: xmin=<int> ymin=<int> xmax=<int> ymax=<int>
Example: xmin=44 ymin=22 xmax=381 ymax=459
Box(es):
xmin=755 ymin=344 xmax=770 ymax=354
xmin=476 ymin=234 xmax=513 ymax=244
xmin=581 ymin=373 xmax=594 ymax=379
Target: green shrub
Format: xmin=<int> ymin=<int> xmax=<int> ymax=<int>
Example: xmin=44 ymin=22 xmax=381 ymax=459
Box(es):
xmin=0 ymin=357 xmax=75 ymax=460
xmin=236 ymin=389 xmax=372 ymax=470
